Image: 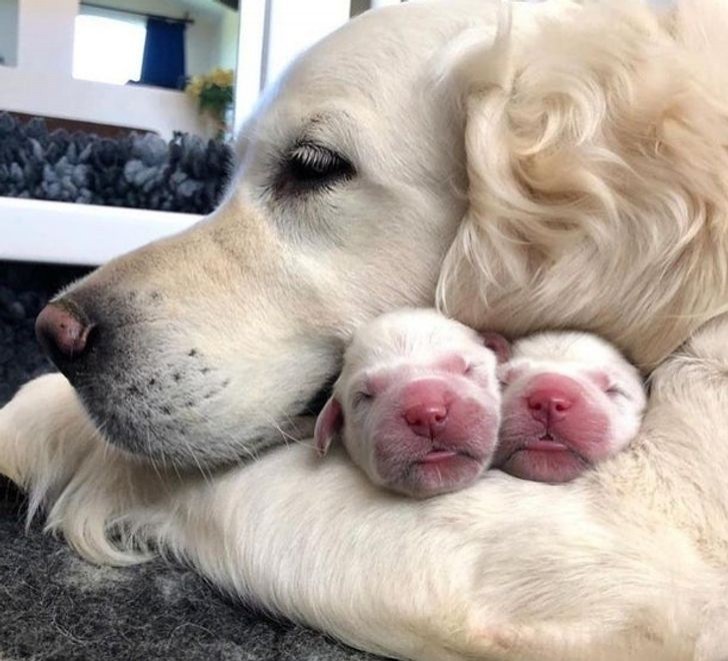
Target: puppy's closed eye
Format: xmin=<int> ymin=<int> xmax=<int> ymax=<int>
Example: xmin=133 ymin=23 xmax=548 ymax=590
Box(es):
xmin=353 ymin=391 xmax=373 ymax=408
xmin=605 ymin=384 xmax=631 ymax=400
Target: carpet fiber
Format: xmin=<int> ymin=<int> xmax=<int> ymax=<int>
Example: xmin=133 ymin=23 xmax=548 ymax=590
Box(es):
xmin=0 ymin=260 xmax=379 ymax=661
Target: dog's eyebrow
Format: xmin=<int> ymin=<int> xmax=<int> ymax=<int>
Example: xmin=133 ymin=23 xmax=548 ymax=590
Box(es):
xmin=293 ymin=111 xmax=356 ymax=151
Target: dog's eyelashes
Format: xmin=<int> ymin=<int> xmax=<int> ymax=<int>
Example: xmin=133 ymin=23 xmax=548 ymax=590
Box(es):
xmin=290 ymin=143 xmax=341 ymax=175
xmin=277 ymin=142 xmax=355 ymax=195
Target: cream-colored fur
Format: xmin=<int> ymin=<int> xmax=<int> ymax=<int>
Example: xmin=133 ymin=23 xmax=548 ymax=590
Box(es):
xmin=3 ymin=1 xmax=728 ymax=659
xmin=439 ymin=0 xmax=728 ymax=371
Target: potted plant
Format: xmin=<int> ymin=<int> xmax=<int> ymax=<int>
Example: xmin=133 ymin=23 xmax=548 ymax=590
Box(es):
xmin=186 ymin=68 xmax=234 ymax=140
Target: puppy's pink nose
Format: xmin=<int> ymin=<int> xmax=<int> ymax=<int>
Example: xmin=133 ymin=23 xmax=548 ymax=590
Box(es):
xmin=405 ymin=403 xmax=448 ymax=437
xmin=526 ymin=373 xmax=580 ymax=424
xmin=35 ymin=303 xmax=92 ymax=362
xmin=402 ymin=380 xmax=450 ymax=438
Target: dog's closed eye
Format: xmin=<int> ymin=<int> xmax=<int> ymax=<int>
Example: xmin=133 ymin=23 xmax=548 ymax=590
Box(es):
xmin=277 ymin=141 xmax=355 ymax=196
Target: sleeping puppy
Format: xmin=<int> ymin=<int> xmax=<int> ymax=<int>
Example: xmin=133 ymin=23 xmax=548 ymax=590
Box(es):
xmin=315 ymin=309 xmax=503 ymax=497
xmin=315 ymin=310 xmax=646 ymax=496
xmin=494 ymin=331 xmax=647 ymax=484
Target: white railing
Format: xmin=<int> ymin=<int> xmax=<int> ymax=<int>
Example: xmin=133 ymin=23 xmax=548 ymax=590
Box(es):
xmin=0 ymin=198 xmax=200 ymax=266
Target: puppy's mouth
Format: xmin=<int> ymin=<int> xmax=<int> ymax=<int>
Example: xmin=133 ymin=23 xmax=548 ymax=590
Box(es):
xmin=524 ymin=433 xmax=570 ymax=452
xmin=402 ymin=450 xmax=486 ymax=498
xmin=497 ymin=429 xmax=593 ymax=484
xmin=415 ymin=445 xmax=482 ymax=464
xmin=498 ymin=425 xmax=592 ymax=463
xmin=419 ymin=449 xmax=460 ymax=464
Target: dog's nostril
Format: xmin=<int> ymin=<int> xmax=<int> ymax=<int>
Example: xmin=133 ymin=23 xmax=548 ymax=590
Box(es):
xmin=35 ymin=302 xmax=94 ymax=363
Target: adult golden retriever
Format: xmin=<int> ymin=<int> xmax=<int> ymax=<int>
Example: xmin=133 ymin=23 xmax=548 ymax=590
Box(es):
xmin=3 ymin=0 xmax=728 ymax=658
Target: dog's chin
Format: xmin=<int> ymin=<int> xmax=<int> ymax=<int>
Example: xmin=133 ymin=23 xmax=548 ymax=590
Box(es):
xmin=72 ymin=377 xmax=329 ymax=469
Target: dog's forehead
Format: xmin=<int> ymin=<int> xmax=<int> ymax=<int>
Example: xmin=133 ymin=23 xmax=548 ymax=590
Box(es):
xmin=288 ymin=0 xmax=498 ymax=86
xmin=236 ymin=0 xmax=573 ymax=169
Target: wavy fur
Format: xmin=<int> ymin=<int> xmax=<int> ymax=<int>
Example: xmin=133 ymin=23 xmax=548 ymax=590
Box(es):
xmin=438 ymin=0 xmax=728 ymax=369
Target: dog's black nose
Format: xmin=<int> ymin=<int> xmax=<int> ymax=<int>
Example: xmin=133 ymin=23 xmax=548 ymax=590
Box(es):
xmin=35 ymin=303 xmax=94 ymax=364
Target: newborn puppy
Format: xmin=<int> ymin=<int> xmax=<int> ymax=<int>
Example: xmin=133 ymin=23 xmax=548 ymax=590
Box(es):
xmin=315 ymin=309 xmax=503 ymax=498
xmin=494 ymin=332 xmax=647 ymax=484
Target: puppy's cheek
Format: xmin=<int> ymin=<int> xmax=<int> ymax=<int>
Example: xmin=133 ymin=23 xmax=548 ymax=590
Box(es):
xmin=372 ymin=444 xmax=409 ymax=484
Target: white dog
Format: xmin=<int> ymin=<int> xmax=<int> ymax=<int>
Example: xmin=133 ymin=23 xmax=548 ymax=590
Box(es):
xmin=4 ymin=1 xmax=728 ymax=659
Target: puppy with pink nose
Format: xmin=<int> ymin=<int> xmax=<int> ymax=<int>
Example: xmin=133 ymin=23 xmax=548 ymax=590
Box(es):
xmin=494 ymin=331 xmax=647 ymax=484
xmin=314 ymin=309 xmax=503 ymax=498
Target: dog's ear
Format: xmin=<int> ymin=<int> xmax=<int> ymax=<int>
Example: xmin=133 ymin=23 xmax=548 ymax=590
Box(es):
xmin=437 ymin=1 xmax=728 ymax=369
xmin=481 ymin=332 xmax=510 ymax=364
xmin=314 ymin=396 xmax=343 ymax=457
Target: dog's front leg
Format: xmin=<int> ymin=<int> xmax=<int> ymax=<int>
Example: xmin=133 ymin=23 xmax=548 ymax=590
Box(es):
xmin=0 ymin=374 xmax=177 ymax=564
xmin=0 ymin=381 xmax=482 ymax=659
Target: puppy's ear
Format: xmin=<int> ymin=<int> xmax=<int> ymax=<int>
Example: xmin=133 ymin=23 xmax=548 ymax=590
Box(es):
xmin=482 ymin=332 xmax=510 ymax=364
xmin=314 ymin=396 xmax=343 ymax=457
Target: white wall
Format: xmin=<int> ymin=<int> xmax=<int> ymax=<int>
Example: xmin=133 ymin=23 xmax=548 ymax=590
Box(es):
xmin=218 ymin=5 xmax=238 ymax=71
xmin=266 ymin=0 xmax=350 ymax=84
xmin=0 ymin=65 xmax=209 ymax=136
xmin=17 ymin=0 xmax=75 ymax=74
xmin=0 ymin=0 xmax=212 ymax=138
xmin=0 ymin=0 xmax=18 ymax=66
xmin=233 ymin=0 xmax=350 ymax=126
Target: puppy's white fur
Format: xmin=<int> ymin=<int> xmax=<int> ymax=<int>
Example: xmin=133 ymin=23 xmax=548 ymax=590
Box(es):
xmin=3 ymin=1 xmax=728 ymax=659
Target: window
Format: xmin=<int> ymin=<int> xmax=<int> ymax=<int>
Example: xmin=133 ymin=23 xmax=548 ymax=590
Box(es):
xmin=73 ymin=10 xmax=147 ymax=85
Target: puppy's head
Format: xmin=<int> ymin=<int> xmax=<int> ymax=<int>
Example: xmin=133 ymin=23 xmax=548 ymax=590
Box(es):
xmin=315 ymin=309 xmax=504 ymax=498
xmin=494 ymin=332 xmax=646 ymax=484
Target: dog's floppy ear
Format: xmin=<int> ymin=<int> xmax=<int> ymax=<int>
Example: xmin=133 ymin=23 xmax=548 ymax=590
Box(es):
xmin=433 ymin=3 xmax=514 ymax=103
xmin=437 ymin=0 xmax=728 ymax=369
xmin=314 ymin=396 xmax=343 ymax=457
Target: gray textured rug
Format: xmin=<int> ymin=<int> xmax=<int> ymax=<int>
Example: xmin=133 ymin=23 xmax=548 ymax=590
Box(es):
xmin=0 ymin=113 xmax=232 ymax=214
xmin=0 ymin=260 xmax=379 ymax=661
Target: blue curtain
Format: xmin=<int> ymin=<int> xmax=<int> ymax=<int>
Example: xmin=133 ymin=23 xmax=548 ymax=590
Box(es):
xmin=140 ymin=18 xmax=186 ymax=90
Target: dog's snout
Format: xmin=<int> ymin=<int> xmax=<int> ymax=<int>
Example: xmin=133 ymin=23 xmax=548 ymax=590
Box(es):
xmin=35 ymin=302 xmax=94 ymax=366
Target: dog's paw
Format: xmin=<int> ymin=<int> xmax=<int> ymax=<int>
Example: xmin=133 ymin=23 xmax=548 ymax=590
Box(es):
xmin=0 ymin=373 xmax=91 ymax=486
